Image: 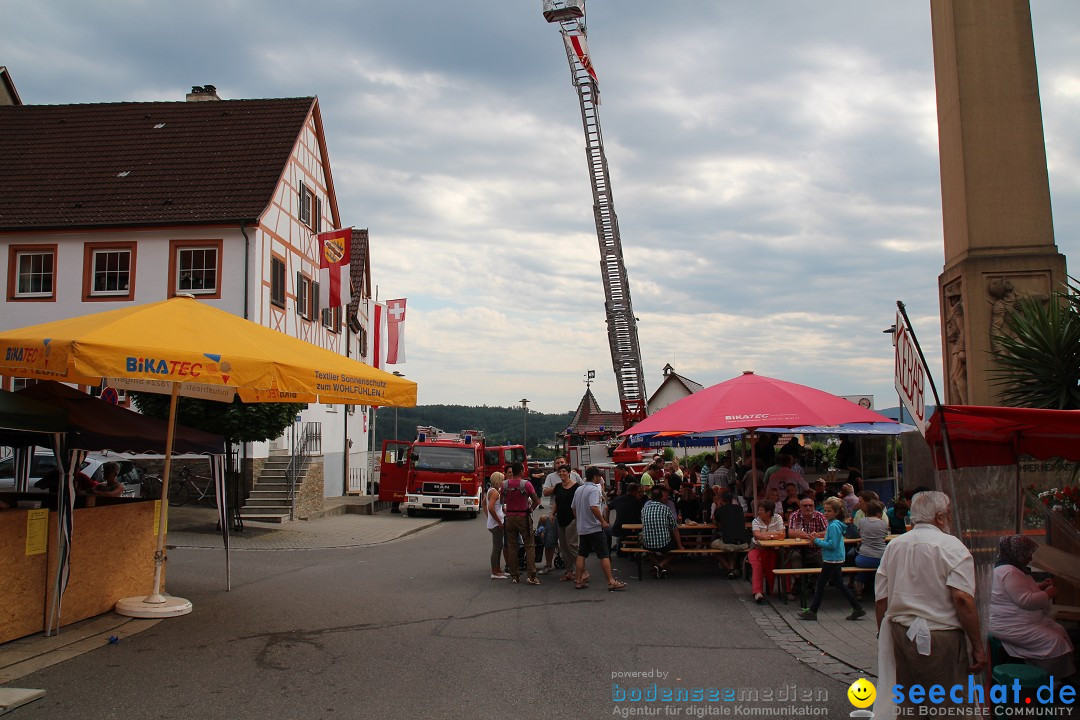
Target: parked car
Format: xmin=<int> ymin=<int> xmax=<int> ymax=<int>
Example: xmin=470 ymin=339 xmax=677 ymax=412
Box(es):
xmin=0 ymin=448 xmax=143 ymax=497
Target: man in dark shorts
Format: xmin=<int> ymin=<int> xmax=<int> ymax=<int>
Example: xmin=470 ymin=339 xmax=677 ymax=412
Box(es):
xmin=641 ymin=487 xmax=683 ymax=578
xmin=571 ymin=467 xmax=627 ymax=591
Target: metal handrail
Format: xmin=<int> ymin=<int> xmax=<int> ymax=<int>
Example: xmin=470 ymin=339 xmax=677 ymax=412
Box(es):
xmin=286 ymin=422 xmax=322 ymax=520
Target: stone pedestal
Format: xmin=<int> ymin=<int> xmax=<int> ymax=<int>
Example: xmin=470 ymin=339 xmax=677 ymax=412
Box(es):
xmin=931 ymin=0 xmax=1067 ymax=405
xmin=938 ymin=253 xmax=1066 ymax=405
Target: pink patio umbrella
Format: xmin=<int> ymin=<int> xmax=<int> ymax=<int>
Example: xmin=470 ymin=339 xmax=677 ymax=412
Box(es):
xmin=622 ymin=371 xmax=898 ymax=505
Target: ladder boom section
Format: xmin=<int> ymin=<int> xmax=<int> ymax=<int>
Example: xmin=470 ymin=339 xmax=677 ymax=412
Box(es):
xmin=560 ymin=19 xmax=648 ymax=427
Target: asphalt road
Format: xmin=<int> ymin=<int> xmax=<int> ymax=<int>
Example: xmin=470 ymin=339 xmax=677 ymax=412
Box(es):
xmin=14 ymin=516 xmax=860 ymax=720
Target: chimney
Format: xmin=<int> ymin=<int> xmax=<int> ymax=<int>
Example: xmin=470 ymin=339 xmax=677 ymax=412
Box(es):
xmin=185 ymin=85 xmax=220 ymax=102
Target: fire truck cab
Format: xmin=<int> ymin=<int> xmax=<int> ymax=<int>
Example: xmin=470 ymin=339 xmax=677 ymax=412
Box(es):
xmin=379 ymin=427 xmax=487 ymax=518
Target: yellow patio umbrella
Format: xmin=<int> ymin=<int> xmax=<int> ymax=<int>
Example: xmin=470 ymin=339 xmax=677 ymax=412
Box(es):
xmin=0 ymin=295 xmax=417 ymax=616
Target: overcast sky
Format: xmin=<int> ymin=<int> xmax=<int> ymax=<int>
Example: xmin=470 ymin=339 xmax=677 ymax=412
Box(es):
xmin=4 ymin=1 xmax=1078 ymax=414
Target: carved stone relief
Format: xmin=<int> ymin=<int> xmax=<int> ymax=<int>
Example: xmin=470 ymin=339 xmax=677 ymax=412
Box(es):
xmin=986 ymin=273 xmax=1051 ymax=353
xmin=943 ymin=278 xmax=967 ymax=405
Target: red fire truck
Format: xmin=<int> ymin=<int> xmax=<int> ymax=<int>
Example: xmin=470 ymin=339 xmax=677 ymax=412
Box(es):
xmin=379 ymin=427 xmax=526 ymax=518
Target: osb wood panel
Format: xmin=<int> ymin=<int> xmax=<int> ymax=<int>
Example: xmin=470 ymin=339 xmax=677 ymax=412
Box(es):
xmin=0 ymin=511 xmax=49 ymax=644
xmin=45 ymin=503 xmax=160 ymax=629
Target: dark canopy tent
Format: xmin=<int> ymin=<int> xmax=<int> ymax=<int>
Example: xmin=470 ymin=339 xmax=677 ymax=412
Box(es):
xmin=17 ymin=381 xmax=224 ymax=455
xmin=0 ymin=389 xmax=68 ymax=447
xmin=9 ymin=383 xmax=231 ymax=629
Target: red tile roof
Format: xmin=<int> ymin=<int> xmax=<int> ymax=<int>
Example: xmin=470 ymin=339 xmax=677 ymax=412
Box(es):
xmin=0 ymin=98 xmax=315 ymax=230
xmin=563 ymin=388 xmax=625 ymax=436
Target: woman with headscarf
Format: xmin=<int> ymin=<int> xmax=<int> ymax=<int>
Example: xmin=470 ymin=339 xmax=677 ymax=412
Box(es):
xmin=989 ymin=534 xmax=1076 ymax=680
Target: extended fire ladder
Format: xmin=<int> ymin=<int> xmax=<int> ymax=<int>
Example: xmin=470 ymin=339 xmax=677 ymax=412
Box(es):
xmin=542 ymin=0 xmax=648 ymax=428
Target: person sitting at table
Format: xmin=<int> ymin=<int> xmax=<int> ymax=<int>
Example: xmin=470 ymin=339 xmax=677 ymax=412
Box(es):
xmin=606 ymin=482 xmax=643 ymax=553
xmin=812 ymin=479 xmax=827 ymax=511
xmin=797 ymin=497 xmax=866 ymax=622
xmin=786 ymin=494 xmax=827 ymax=598
xmin=94 ymin=461 xmax=126 ymax=497
xmin=853 ymin=499 xmax=888 ymax=599
xmin=641 ymin=487 xmax=683 ymax=579
xmin=659 ymin=487 xmax=678 ymax=519
xmin=839 ymin=483 xmax=859 ymax=515
xmin=749 ymin=499 xmax=786 ymax=603
xmin=989 ymin=534 xmax=1077 ymax=681
xmin=665 ymin=468 xmax=683 ymax=495
xmin=765 ymin=454 xmax=809 ymax=496
xmin=710 ymin=491 xmax=750 ymax=579
xmin=886 ymin=497 xmax=910 ymax=534
xmin=676 ymin=484 xmax=703 ymax=524
xmin=639 ymin=462 xmax=662 ymax=492
xmin=781 ymin=484 xmax=801 ymax=519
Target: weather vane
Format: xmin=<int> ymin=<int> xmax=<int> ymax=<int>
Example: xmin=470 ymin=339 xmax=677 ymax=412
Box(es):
xmin=584 ymin=369 xmax=595 ymax=388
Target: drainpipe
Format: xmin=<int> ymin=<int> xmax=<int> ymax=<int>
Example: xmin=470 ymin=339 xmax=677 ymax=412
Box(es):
xmin=344 ymin=312 xmax=350 ymax=496
xmin=239 ymin=223 xmax=251 ymax=499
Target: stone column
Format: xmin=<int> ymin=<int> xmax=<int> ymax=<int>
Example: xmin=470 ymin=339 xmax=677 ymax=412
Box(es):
xmin=931 ymin=0 xmax=1067 ymax=405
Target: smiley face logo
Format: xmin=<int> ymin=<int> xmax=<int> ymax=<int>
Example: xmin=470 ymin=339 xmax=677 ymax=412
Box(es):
xmin=847 ymin=678 xmax=876 ymax=709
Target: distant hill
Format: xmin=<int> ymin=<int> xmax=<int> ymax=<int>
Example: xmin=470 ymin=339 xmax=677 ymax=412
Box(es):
xmin=878 ymin=406 xmax=935 ymax=422
xmin=373 ymin=404 xmax=574 ymax=453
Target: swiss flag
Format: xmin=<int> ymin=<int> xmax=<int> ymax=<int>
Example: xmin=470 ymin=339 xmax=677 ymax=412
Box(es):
xmin=386 ymin=298 xmax=406 ymax=365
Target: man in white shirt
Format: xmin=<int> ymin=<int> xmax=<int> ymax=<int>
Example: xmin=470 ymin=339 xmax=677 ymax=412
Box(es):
xmin=540 ymin=457 xmax=580 ymax=574
xmin=874 ymin=491 xmax=985 ymax=717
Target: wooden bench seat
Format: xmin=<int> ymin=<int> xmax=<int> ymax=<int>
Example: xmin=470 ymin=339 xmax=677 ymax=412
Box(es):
xmin=772 ymin=566 xmax=865 ymax=605
xmin=618 ymin=534 xmax=747 ymax=580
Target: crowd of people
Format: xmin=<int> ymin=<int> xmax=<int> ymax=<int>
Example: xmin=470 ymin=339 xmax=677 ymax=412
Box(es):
xmin=481 ymin=451 xmax=1080 ymax=705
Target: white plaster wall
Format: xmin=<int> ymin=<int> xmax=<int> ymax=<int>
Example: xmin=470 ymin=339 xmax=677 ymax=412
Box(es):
xmin=0 ymin=226 xmax=246 ymax=331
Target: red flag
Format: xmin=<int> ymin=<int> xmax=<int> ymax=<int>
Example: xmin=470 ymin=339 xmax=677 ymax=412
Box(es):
xmin=373 ymin=301 xmax=384 ymax=371
xmin=564 ymin=34 xmax=598 ymax=84
xmin=318 ymin=227 xmax=353 ymax=308
xmin=385 ymin=298 xmax=406 ymax=365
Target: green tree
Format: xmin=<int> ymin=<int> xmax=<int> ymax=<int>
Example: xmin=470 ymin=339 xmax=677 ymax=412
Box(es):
xmin=130 ymin=393 xmax=307 ymax=445
xmin=990 ymin=278 xmax=1080 ymax=409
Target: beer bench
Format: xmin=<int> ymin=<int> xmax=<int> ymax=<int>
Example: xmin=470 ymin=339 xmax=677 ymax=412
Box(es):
xmin=772 ymin=567 xmax=865 ymax=606
xmin=618 ymin=525 xmax=747 ymax=581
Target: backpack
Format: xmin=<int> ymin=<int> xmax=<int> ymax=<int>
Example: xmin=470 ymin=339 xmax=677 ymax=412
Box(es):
xmin=503 ymin=477 xmax=532 ymax=514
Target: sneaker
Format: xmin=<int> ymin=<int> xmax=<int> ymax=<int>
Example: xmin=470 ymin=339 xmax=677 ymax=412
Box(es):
xmin=526 ymin=577 xmax=541 ymax=585
xmin=659 ymin=568 xmax=669 ymax=579
xmin=754 ymin=593 xmax=764 ymax=604
xmin=847 ymin=607 xmax=867 ymax=621
xmin=490 ymin=573 xmax=508 ymax=579
xmin=797 ymin=610 xmax=817 ymax=621
xmin=538 ymin=566 xmax=554 ymax=575
xmin=652 ymin=566 xmax=661 ymax=580
xmin=510 ymin=577 xmax=520 ymax=584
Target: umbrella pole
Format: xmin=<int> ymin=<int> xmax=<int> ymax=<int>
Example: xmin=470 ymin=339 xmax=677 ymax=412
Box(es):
xmin=115 ymin=383 xmax=192 ymax=617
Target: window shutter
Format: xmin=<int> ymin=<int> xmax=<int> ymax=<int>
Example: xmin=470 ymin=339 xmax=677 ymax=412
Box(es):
xmin=313 ymin=281 xmax=321 ymax=316
xmin=296 ymin=272 xmax=304 ymax=316
xmin=314 ymin=198 xmax=322 ymax=233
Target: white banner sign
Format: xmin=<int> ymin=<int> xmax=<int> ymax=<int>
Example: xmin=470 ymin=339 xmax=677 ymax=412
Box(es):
xmin=893 ymin=311 xmax=929 ymax=435
xmin=841 ymin=395 xmax=874 ymax=410
xmin=108 ymin=377 xmax=237 ymax=403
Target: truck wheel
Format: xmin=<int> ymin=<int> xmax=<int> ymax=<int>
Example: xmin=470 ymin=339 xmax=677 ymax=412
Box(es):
xmin=468 ymin=511 xmax=477 ymax=519
xmin=406 ymin=508 xmax=416 ymax=517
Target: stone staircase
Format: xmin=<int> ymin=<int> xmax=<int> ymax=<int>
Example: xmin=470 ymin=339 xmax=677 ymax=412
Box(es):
xmin=240 ymin=452 xmax=310 ymax=523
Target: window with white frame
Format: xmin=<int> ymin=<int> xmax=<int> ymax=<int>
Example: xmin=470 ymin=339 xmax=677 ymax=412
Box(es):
xmin=296 ymin=272 xmax=314 ymax=319
xmin=177 ymin=247 xmax=219 ymax=295
xmin=90 ymin=248 xmax=132 ymax=296
xmin=322 ymin=305 xmax=342 ymax=333
xmin=299 ymin=182 xmax=313 ymax=227
xmin=15 ymin=249 xmax=55 ymax=298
